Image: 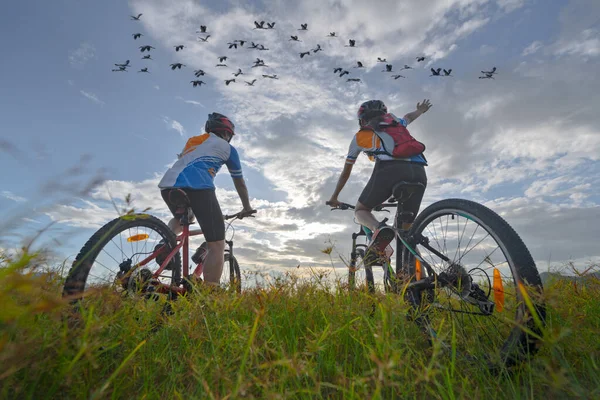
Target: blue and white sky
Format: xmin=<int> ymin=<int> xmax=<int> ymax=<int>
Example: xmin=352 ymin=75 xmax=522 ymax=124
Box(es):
xmin=1 ymin=0 xmax=599 ymax=276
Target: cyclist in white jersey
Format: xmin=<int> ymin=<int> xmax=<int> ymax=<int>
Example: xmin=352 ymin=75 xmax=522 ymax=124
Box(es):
xmin=327 ymin=99 xmax=432 ymax=256
xmin=158 ymin=112 xmax=255 ymax=285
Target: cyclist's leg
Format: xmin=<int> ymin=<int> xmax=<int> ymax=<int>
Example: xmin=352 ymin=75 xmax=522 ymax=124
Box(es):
xmin=160 ymin=189 xmax=184 ymax=235
xmin=355 ymin=161 xmax=393 ymax=231
xmin=398 ymin=164 xmax=427 ymax=230
xmin=186 ymin=189 xmax=226 ymax=285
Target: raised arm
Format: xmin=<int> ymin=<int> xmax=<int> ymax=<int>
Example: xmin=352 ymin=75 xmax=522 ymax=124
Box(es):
xmin=403 ymin=99 xmax=433 ymax=125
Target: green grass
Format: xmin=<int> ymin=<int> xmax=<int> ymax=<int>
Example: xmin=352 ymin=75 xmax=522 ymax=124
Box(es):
xmin=1 ymin=250 xmax=599 ymax=399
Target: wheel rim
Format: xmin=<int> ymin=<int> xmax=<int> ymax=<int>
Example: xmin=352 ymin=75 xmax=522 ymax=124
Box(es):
xmin=411 ymin=209 xmax=531 ymax=364
xmin=77 ymin=223 xmax=176 ymax=296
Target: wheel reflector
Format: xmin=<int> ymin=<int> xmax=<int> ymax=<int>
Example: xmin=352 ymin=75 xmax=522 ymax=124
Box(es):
xmin=415 ymin=258 xmax=422 ymax=280
xmin=493 ymin=268 xmax=504 ymax=312
xmin=127 ymin=234 xmax=150 ymax=242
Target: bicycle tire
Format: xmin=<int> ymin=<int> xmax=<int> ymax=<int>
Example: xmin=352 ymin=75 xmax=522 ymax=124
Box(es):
xmin=63 ymin=213 xmax=182 ymax=301
xmin=350 ymin=248 xmax=375 ymax=293
xmin=224 ymin=252 xmax=242 ymax=293
xmin=408 ymin=198 xmax=545 ymax=366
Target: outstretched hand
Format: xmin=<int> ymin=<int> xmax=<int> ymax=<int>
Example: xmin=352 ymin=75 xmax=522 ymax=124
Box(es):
xmin=417 ymin=99 xmax=433 ymax=113
xmin=326 ymin=198 xmax=342 ymax=208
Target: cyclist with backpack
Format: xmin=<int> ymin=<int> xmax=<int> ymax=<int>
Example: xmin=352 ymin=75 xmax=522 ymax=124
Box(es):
xmin=158 ymin=112 xmax=255 ymax=286
xmin=327 ymin=99 xmax=432 ymax=257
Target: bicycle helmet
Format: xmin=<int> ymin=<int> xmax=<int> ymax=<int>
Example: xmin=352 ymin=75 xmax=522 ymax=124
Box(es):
xmin=357 ymin=100 xmax=387 ymax=126
xmin=205 ymin=112 xmax=235 ymax=140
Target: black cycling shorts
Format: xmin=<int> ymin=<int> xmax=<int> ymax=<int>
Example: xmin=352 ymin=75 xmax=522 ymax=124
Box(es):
xmin=358 ymin=161 xmax=427 ymax=222
xmin=161 ymin=188 xmax=225 ymax=242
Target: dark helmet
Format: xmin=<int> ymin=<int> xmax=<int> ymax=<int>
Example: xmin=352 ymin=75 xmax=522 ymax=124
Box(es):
xmin=205 ymin=112 xmax=235 ymax=140
xmin=357 ymin=100 xmax=387 ymax=126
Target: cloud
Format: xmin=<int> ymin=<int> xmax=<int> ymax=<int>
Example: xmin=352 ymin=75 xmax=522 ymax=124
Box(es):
xmin=553 ymin=29 xmax=600 ymax=58
xmin=2 ymin=191 xmax=26 ymax=203
xmin=43 ymin=0 xmax=600 ymax=275
xmin=69 ymin=42 xmax=96 ymax=68
xmin=522 ymin=40 xmax=542 ymax=56
xmin=80 ymin=90 xmax=105 ymax=106
xmin=176 ymin=96 xmax=205 ymax=107
xmin=162 ymin=117 xmax=186 ymax=136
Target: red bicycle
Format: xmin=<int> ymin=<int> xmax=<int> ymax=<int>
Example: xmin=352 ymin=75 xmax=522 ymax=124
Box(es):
xmin=62 ymin=189 xmax=255 ymax=301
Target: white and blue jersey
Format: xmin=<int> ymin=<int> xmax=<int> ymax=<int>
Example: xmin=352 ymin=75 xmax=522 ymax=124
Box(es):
xmin=158 ymin=132 xmax=243 ymax=190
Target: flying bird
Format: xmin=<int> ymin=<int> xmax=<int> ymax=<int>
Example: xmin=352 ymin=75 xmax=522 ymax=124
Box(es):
xmin=391 ymin=74 xmax=406 ymax=79
xmin=479 ymin=72 xmax=495 ymax=79
xmin=377 ymin=57 xmax=387 ymax=63
xmin=430 ymin=67 xmax=442 ymax=76
xmin=225 ymin=78 xmax=236 ymax=86
xmin=443 ymin=68 xmax=453 ymax=76
xmin=130 ymin=14 xmax=143 ymax=21
xmin=216 ymin=63 xmax=228 ymax=67
xmin=289 ymin=36 xmax=301 ymax=42
xmin=228 ymin=42 xmax=238 ymax=49
xmin=481 ymin=67 xmax=498 ymax=75
xmin=112 ymin=66 xmax=128 ymax=72
xmin=115 ymin=60 xmax=130 ymax=68
xmin=300 ymin=51 xmax=311 ymax=58
xmin=174 ymin=45 xmax=185 ymax=52
xmin=245 ymin=79 xmax=257 ymax=86
xmin=197 ymin=25 xmax=207 ymax=33
xmin=339 ymin=70 xmax=349 ymax=77
xmin=258 ymin=44 xmax=269 ymax=51
xmin=198 ymin=35 xmax=211 ymax=42
xmin=254 ymin=21 xmax=266 ymax=29
xmin=333 ymin=67 xmax=343 ymax=73
xmin=347 ymin=78 xmax=361 ymax=82
xmin=299 ymin=23 xmax=308 ymax=31
xmin=400 ymin=64 xmax=413 ymax=70
xmin=345 ymin=39 xmax=356 ymax=47
xmin=234 ymin=39 xmax=246 ymax=46
xmin=132 ymin=33 xmax=143 ymax=40
xmin=355 ymin=61 xmax=364 ymax=68
xmin=383 ymin=64 xmax=393 ymax=72
xmin=233 ymin=68 xmax=244 ymax=77
xmin=218 ymin=56 xmax=228 ymax=62
xmin=139 ymin=45 xmax=155 ymax=52
xmin=170 ymin=63 xmax=186 ymax=70
xmin=262 ymin=74 xmax=279 ymax=79
xmin=191 ymin=80 xmax=205 ymax=87
xmin=142 ymin=54 xmax=153 ymax=60
xmin=416 ymin=56 xmax=426 ymax=62
xmin=138 ymin=67 xmax=150 ymax=73
xmin=267 ymin=22 xmax=276 ymax=29
xmin=194 ymin=69 xmax=205 ymax=77
xmin=312 ymin=44 xmax=322 ymax=53
xmin=327 ymin=32 xmax=337 ymax=37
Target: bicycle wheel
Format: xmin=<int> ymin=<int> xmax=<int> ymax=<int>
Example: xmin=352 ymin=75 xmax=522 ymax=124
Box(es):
xmin=63 ymin=214 xmax=182 ymax=302
xmin=407 ymin=198 xmax=545 ymax=367
xmin=349 ymin=247 xmax=375 ymax=293
xmin=224 ymin=252 xmax=242 ymax=293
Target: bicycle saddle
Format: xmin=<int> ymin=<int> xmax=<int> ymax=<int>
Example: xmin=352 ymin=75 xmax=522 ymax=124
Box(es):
xmin=389 ymin=181 xmax=426 ymax=203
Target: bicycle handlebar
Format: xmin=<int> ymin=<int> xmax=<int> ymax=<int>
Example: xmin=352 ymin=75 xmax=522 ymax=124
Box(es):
xmin=326 ymin=201 xmax=396 ymax=212
xmin=224 ymin=210 xmax=257 ymax=220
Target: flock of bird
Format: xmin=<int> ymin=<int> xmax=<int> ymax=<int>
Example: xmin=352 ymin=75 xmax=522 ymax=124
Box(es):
xmin=112 ymin=13 xmax=499 ymax=88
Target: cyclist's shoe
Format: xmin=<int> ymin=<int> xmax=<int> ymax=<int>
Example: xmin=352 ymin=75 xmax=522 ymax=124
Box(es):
xmin=366 ymin=222 xmax=396 ymax=258
xmin=154 ymin=240 xmax=175 ymax=271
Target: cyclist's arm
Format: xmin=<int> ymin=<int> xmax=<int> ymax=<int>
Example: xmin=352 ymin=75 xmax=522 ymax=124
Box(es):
xmin=232 ymin=177 xmax=252 ymax=211
xmin=329 ymin=163 xmax=354 ymax=202
xmin=226 ymin=146 xmax=252 ymax=211
xmin=404 ymin=99 xmax=432 ymax=125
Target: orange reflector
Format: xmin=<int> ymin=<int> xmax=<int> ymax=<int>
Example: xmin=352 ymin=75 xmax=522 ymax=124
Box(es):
xmin=127 ymin=234 xmax=149 ymax=242
xmin=415 ymin=258 xmax=422 ymax=281
xmin=493 ymin=268 xmax=504 ymax=312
